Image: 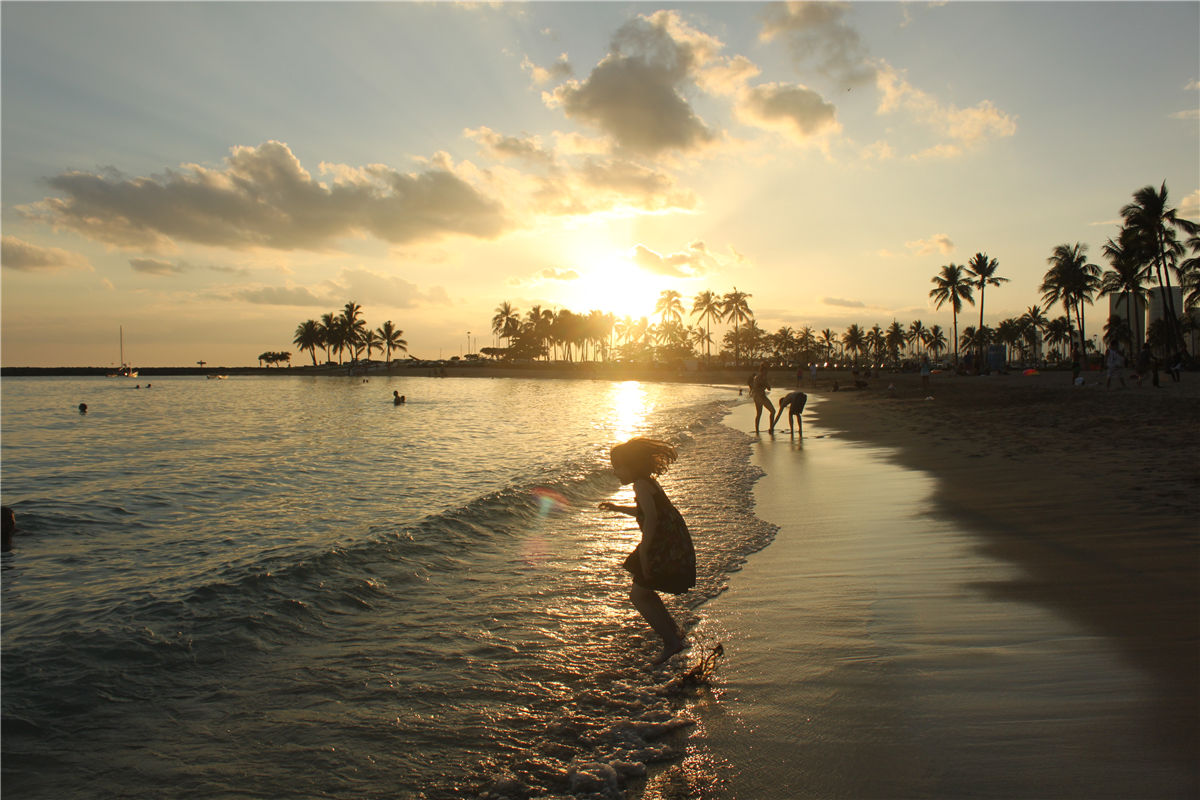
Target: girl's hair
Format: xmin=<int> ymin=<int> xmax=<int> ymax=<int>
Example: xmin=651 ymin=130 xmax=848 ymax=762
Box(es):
xmin=610 ymin=437 xmax=678 ymax=477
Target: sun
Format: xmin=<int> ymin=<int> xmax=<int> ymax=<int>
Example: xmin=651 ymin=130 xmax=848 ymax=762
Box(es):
xmin=559 ymin=252 xmax=663 ymax=321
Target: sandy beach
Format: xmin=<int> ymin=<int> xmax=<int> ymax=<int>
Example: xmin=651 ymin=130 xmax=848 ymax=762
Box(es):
xmin=641 ymin=369 xmax=1198 ymax=799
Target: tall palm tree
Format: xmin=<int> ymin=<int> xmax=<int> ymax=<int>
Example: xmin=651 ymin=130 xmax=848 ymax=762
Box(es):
xmin=691 ymin=290 xmax=723 ymax=363
xmin=1041 ymin=243 xmax=1100 ymax=362
xmin=340 ymin=301 xmax=368 ymax=361
xmin=655 ymin=289 xmax=684 ymax=327
xmin=929 ymin=263 xmax=975 ymax=366
xmin=1043 ymin=316 xmax=1074 ymax=360
xmin=885 ymin=321 xmax=906 ymax=365
xmin=818 ymin=328 xmax=836 ymax=363
xmin=964 ymin=252 xmax=1008 ymax=365
xmin=377 ymin=320 xmax=408 ymax=363
xmin=293 ymin=320 xmax=322 ymax=366
xmin=1021 ymin=304 xmax=1048 ymax=362
xmin=491 ymin=301 xmax=520 ymax=348
xmin=924 ymin=325 xmax=947 ymax=360
xmin=908 ymin=319 xmax=926 ymax=357
xmin=361 ymin=329 xmax=381 ymax=361
xmin=1120 ymin=182 xmax=1187 ymax=349
xmin=842 ymin=324 xmax=866 ymax=367
xmin=1100 ymin=230 xmax=1150 ymax=354
xmin=319 ymin=312 xmax=337 ymax=363
xmin=721 ymin=287 xmax=754 ymax=366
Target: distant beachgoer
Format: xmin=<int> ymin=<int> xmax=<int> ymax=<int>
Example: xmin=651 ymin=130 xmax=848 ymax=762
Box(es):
xmin=1134 ymin=342 xmax=1158 ymax=388
xmin=2 ymin=506 xmax=15 ymax=552
xmin=598 ymin=437 xmax=695 ymax=666
xmin=920 ymin=355 xmax=932 ymax=391
xmin=1166 ymin=350 xmax=1183 ymax=383
xmin=796 ymin=366 xmax=803 ymax=387
xmin=393 ymin=391 xmax=406 ymax=405
xmin=1105 ymin=344 xmax=1126 ymax=389
xmin=809 ymin=363 xmax=817 ymax=384
xmin=78 ymin=403 xmax=88 ymax=414
xmin=748 ymin=363 xmax=776 ymax=434
xmin=777 ymin=390 xmax=808 ymax=435
xmin=1070 ymin=347 xmax=1081 ymax=385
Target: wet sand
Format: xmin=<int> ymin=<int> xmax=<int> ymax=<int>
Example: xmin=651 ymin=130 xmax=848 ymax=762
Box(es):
xmin=641 ymin=372 xmax=1198 ymax=799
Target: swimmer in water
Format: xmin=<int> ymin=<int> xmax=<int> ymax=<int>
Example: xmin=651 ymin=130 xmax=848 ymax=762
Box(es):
xmin=79 ymin=403 xmax=88 ymax=414
xmin=393 ymin=391 xmax=406 ymax=405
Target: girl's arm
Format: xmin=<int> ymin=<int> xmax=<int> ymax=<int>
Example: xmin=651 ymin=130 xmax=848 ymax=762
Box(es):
xmin=598 ymin=501 xmax=638 ymax=516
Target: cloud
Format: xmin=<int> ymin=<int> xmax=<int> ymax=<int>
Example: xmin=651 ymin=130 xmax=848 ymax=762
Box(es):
xmin=522 ymin=53 xmax=573 ymax=85
xmin=1169 ymin=108 xmax=1199 ymax=120
xmin=465 ymin=127 xmax=554 ymax=164
xmin=735 ymin=82 xmax=840 ymax=142
xmin=130 ymin=257 xmax=187 ymax=276
xmin=1186 ymin=79 xmax=1199 ymax=91
xmin=822 ymin=297 xmax=866 ymax=308
xmin=236 ymin=286 xmax=328 ymax=306
xmin=539 ymin=267 xmax=579 ymax=280
xmin=1 ymin=235 xmax=92 ymax=272
xmin=876 ymin=63 xmax=1016 ymax=151
xmin=22 ymin=141 xmax=511 ymax=253
xmin=532 ymin=156 xmax=698 ymax=216
xmin=545 ymin=11 xmax=721 ymax=156
xmin=631 ymin=241 xmax=718 ymax=277
xmin=906 ymin=233 xmax=955 ymax=256
xmin=1179 ymin=189 xmax=1200 ymax=221
xmin=759 ymin=1 xmax=877 ymax=87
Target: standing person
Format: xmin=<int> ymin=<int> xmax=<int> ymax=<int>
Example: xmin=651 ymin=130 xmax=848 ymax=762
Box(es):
xmin=748 ymin=363 xmax=776 ymax=434
xmin=796 ymin=365 xmax=803 ymax=387
xmin=1134 ymin=341 xmax=1159 ymax=387
xmin=1070 ymin=345 xmax=1082 ymax=385
xmin=777 ymin=390 xmax=807 ymax=436
xmin=599 ymin=438 xmax=695 ymax=665
xmin=1104 ymin=343 xmax=1126 ymax=389
xmin=920 ymin=355 xmax=932 ymax=392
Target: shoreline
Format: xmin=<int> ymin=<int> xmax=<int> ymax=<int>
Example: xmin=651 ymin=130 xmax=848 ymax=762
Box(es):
xmin=642 ymin=377 xmax=1198 ymax=797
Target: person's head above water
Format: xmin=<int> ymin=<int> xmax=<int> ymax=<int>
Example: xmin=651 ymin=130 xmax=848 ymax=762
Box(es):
xmin=609 ymin=437 xmax=677 ymax=484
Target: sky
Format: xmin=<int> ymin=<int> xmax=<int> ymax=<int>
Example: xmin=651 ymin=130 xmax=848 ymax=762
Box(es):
xmin=2 ymin=1 xmax=1197 ymax=367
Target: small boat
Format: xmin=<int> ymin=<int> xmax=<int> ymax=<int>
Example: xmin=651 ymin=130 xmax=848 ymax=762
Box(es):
xmin=106 ymin=327 xmax=139 ymax=378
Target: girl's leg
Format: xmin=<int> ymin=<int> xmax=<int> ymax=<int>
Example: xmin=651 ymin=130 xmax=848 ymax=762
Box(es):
xmin=765 ymin=399 xmax=777 ymax=431
xmin=631 ymin=583 xmax=684 ymax=664
xmin=753 ymin=401 xmax=764 ymax=432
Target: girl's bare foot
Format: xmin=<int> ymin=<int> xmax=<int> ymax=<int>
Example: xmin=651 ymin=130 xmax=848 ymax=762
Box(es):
xmin=651 ymin=635 xmax=686 ymax=666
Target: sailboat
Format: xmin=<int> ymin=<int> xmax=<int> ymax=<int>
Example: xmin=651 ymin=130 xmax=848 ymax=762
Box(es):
xmin=106 ymin=326 xmax=139 ymax=378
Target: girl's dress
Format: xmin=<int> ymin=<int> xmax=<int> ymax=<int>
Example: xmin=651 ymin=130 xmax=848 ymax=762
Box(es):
xmin=622 ymin=478 xmax=696 ymax=594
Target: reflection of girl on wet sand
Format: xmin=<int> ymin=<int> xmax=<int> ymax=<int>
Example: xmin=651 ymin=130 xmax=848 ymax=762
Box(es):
xmin=748 ymin=363 xmax=776 ymax=433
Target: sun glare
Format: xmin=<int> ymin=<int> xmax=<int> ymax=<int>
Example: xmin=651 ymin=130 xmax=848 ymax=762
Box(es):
xmin=562 ymin=257 xmax=659 ymax=320
xmin=606 ymin=380 xmax=653 ymax=442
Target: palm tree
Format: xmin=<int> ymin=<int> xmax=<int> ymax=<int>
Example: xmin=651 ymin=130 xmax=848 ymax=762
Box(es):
xmin=908 ymin=319 xmax=926 ymax=358
xmin=924 ymin=325 xmax=947 ymax=360
xmin=1120 ymin=183 xmax=1187 ymax=349
xmin=691 ymin=290 xmax=723 ymax=363
xmin=818 ymin=328 xmax=837 ymax=363
xmin=885 ymin=321 xmax=906 ymax=365
xmin=964 ymin=252 xmax=1008 ymax=365
xmin=721 ymin=287 xmax=754 ymax=366
xmin=655 ymin=290 xmax=684 ymax=327
xmin=996 ymin=318 xmax=1023 ymax=364
xmin=293 ymin=320 xmax=322 ymax=366
xmin=491 ymin=302 xmax=520 ymax=349
xmin=1041 ymin=243 xmax=1100 ymax=363
xmin=319 ymin=312 xmax=337 ymax=363
xmin=361 ymin=329 xmax=381 ymax=361
xmin=1100 ymin=230 xmax=1151 ymax=354
xmin=1043 ymin=316 xmax=1074 ymax=360
xmin=842 ymin=324 xmax=866 ymax=367
xmin=929 ymin=263 xmax=975 ymax=366
xmin=377 ymin=320 xmax=408 ymax=363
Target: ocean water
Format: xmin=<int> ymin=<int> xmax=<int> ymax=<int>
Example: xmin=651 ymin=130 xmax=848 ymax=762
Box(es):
xmin=1 ymin=374 xmax=775 ymax=799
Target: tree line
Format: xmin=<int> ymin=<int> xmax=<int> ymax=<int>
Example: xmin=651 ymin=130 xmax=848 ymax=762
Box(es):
xmin=291 ymin=302 xmax=408 ymax=366
xmin=486 ymin=181 xmax=1199 ymax=369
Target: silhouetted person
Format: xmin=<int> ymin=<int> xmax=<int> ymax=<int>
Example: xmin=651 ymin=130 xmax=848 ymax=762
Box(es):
xmin=777 ymin=390 xmax=807 ymax=435
xmin=748 ymin=363 xmax=776 ymax=433
xmin=393 ymin=391 xmax=406 ymax=405
xmin=78 ymin=403 xmax=88 ymax=414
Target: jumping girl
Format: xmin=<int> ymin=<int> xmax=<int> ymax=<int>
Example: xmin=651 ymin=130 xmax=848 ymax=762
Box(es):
xmin=598 ymin=437 xmax=696 ymax=665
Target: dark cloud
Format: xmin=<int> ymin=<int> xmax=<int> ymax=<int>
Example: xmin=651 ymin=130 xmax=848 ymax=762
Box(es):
xmin=236 ymin=286 xmax=327 ymax=306
xmin=822 ymin=296 xmax=866 ymax=308
xmin=738 ymin=83 xmax=839 ymax=139
xmin=130 ymin=257 xmax=187 ymax=276
xmin=22 ymin=141 xmax=511 ymax=252
xmin=631 ymin=241 xmax=715 ymax=277
xmin=760 ymin=2 xmax=877 ymax=87
xmin=548 ymin=11 xmax=718 ymax=156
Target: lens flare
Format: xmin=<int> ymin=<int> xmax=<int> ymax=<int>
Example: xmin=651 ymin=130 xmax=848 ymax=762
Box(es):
xmin=531 ymin=487 xmax=568 ymax=518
